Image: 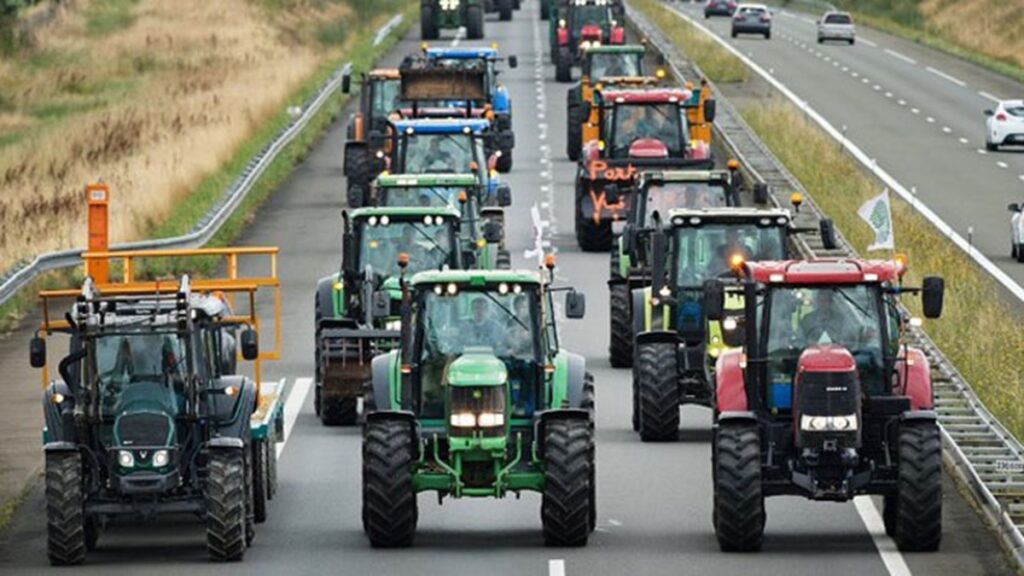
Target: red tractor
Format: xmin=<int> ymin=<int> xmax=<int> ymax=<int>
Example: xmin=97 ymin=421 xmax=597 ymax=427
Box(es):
xmin=705 ymin=258 xmax=945 ymax=552
xmin=574 ymin=87 xmax=714 ymax=251
xmin=552 ymin=0 xmax=626 ymax=82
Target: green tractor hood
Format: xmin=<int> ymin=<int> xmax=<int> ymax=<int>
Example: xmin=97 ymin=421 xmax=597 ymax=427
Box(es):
xmin=446 ymin=347 xmax=508 ymax=387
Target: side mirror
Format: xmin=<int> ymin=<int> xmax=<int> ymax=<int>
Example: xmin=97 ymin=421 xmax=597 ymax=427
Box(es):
xmin=703 ymin=280 xmax=724 ymax=321
xmin=753 ymin=183 xmax=769 ymax=205
xmin=984 ymin=109 xmax=994 ymax=117
xmin=30 ymin=336 xmax=46 ymax=368
xmin=1009 ymin=203 xmax=1021 ymax=213
xmin=496 ymin=184 xmax=512 ymax=207
xmin=240 ymin=329 xmax=259 ymax=361
xmin=341 ymin=72 xmax=352 ymax=94
xmin=508 ymin=55 xmax=519 ymax=68
xmin=483 ymin=220 xmax=503 ymax=244
xmin=703 ymin=98 xmax=716 ymax=123
xmin=921 ymin=276 xmax=944 ymax=319
xmin=565 ymin=291 xmax=586 ymax=319
xmin=605 ymin=184 xmax=620 ymax=205
xmin=819 ymin=218 xmax=838 ymax=250
xmin=372 ymin=291 xmax=391 ymax=318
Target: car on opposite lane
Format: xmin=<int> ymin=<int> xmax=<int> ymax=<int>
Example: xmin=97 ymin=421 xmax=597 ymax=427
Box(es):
xmin=704 ymin=0 xmax=736 ymax=18
xmin=817 ymin=11 xmax=855 ymax=45
xmin=985 ymin=100 xmax=1024 ymax=151
xmin=731 ymin=3 xmax=771 ymax=39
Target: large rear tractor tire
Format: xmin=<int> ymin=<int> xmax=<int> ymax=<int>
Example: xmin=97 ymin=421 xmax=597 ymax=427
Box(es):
xmin=45 ymin=451 xmax=87 ymax=566
xmin=713 ymin=423 xmax=765 ymax=552
xmin=466 ymin=6 xmax=485 ymax=40
xmin=498 ymin=0 xmax=513 ymax=21
xmin=497 ymin=148 xmax=514 ymax=173
xmin=636 ymin=342 xmax=679 ymax=442
xmin=582 ymin=374 xmax=597 ymax=532
xmin=206 ymin=449 xmax=247 ymax=562
xmin=321 ymin=396 xmax=359 ymax=426
xmin=363 ymin=418 xmax=418 ymax=547
xmin=608 ymin=283 xmax=633 ymax=368
xmin=252 ymin=439 xmax=269 ymax=524
xmin=344 ymin=147 xmax=369 ymax=208
xmin=574 ymin=188 xmax=613 ymax=252
xmin=566 ymin=87 xmax=583 ymax=160
xmin=893 ymin=420 xmax=942 ymax=552
xmin=421 ymin=6 xmax=439 ymax=40
xmin=314 ymin=295 xmax=324 ymax=418
xmin=541 ymin=418 xmax=592 ymax=547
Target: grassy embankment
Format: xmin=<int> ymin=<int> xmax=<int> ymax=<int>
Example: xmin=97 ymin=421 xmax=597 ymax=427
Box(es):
xmin=632 ymin=0 xmax=1024 ymax=440
xmin=0 ymin=0 xmax=414 ymax=330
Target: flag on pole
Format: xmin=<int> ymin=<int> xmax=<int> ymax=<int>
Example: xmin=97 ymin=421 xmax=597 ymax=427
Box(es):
xmin=857 ymin=189 xmax=895 ymax=251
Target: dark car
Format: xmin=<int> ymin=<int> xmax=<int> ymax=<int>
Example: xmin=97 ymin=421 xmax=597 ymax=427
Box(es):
xmin=704 ymin=0 xmax=736 ymax=18
xmin=731 ymin=4 xmax=771 ymax=39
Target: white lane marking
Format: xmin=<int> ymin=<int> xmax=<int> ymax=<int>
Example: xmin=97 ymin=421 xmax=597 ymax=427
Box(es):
xmin=842 ymin=66 xmax=849 ymax=72
xmin=277 ymin=377 xmax=313 ymax=458
xmin=911 ymin=108 xmax=919 ymax=114
xmin=851 ymin=71 xmax=859 ymax=77
xmin=977 ymin=148 xmax=988 ymax=155
xmin=859 ymin=38 xmax=878 ymax=47
xmin=549 ymin=559 xmax=566 ymax=576
xmin=873 ymin=84 xmax=881 ymax=91
xmin=926 ymin=116 xmax=935 ymax=123
xmin=898 ymin=99 xmax=906 ymax=106
xmin=608 ymin=519 xmax=622 ymax=526
xmin=979 ymin=91 xmax=1002 ymax=103
xmin=1019 ymin=175 xmax=1024 ymax=182
xmin=959 ymin=137 xmax=969 ymax=145
xmin=884 ymin=48 xmax=917 ymax=65
xmin=862 ymin=78 xmax=870 ymax=84
xmin=926 ymin=66 xmax=967 ymax=87
xmin=998 ymin=161 xmax=1009 ymax=169
xmin=854 ymin=498 xmax=913 ymax=576
xmin=942 ymin=126 xmax=952 ymax=134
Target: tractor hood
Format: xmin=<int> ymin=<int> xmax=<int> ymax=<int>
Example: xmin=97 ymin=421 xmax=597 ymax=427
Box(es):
xmin=446 ymin=347 xmax=508 ymax=387
xmin=580 ymin=25 xmax=603 ymax=41
xmin=628 ymin=138 xmax=669 ymax=159
xmin=111 ymin=382 xmax=178 ymax=448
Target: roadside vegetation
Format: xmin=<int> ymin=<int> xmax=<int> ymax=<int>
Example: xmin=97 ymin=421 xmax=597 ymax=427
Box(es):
xmin=631 ymin=0 xmax=1024 ymax=440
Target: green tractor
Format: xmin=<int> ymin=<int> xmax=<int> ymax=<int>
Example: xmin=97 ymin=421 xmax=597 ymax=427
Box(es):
xmin=315 ymin=206 xmax=505 ymax=426
xmin=629 ymin=205 xmax=836 ymax=441
xmin=421 ymin=0 xmax=488 ymax=40
xmin=362 ymin=265 xmax=595 ymax=547
xmin=607 ymin=168 xmax=742 ymax=368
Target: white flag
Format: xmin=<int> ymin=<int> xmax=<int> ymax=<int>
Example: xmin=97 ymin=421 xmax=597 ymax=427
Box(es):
xmin=857 ymin=190 xmax=894 ymax=251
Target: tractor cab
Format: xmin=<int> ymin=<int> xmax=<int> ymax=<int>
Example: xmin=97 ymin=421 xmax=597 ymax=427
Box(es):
xmin=580 ymin=44 xmax=646 ymax=80
xmin=362 ymin=264 xmax=595 ymax=546
xmin=341 ymin=68 xmax=402 ymax=206
xmin=553 ymin=0 xmax=626 ymax=82
xmin=706 ymin=258 xmax=946 ymax=552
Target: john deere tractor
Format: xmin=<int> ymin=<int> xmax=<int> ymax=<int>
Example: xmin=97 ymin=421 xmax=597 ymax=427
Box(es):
xmin=30 ymin=247 xmax=285 ymax=565
xmin=552 ymin=0 xmax=627 ymax=83
xmin=362 ymin=264 xmax=595 ymax=547
xmin=705 ymin=259 xmax=945 ymax=552
xmin=606 ymin=167 xmax=743 ymax=368
xmin=574 ymin=87 xmax=714 ymax=251
xmin=341 ymin=69 xmax=402 ymax=207
xmin=315 ymin=206 xmax=505 ymax=426
xmin=421 ymin=0 xmax=487 ymax=40
xmin=629 ymin=206 xmax=836 ymax=441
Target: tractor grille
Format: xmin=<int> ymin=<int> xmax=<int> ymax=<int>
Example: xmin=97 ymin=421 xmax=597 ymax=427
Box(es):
xmin=115 ymin=413 xmax=173 ymax=447
xmin=796 ymin=371 xmax=859 ymax=417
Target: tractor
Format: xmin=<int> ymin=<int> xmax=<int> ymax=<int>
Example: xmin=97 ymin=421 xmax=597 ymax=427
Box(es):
xmin=629 ymin=204 xmax=837 ymax=441
xmin=361 ymin=262 xmax=595 ymax=547
xmin=30 ymin=247 xmax=285 ymax=565
xmin=705 ymin=258 xmax=945 ymax=552
xmin=341 ymin=68 xmax=403 ymax=207
xmin=420 ymin=0 xmax=487 ymax=40
xmin=396 ymin=47 xmax=518 ymax=173
xmin=552 ymin=0 xmax=626 ymax=83
xmin=314 ymin=206 xmax=506 ymax=426
xmin=606 ymin=167 xmax=743 ymax=368
xmin=574 ymin=87 xmax=715 ymax=251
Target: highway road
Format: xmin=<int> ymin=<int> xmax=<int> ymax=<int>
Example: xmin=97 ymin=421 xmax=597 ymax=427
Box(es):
xmin=0 ymin=3 xmax=1015 ymax=574
xmin=673 ymin=1 xmax=1024 ymax=289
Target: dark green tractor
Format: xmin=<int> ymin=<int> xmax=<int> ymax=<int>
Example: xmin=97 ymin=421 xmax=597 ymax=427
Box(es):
xmin=314 ymin=206 xmax=504 ymax=426
xmin=421 ymin=0 xmax=487 ymax=40
xmin=630 ymin=206 xmax=836 ymax=441
xmin=362 ymin=266 xmax=595 ymax=547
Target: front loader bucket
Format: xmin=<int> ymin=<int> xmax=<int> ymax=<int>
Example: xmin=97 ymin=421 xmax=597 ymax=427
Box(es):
xmin=318 ymin=325 xmax=400 ymax=400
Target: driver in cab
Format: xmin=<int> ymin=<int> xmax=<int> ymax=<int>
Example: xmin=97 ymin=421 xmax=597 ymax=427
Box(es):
xmin=459 ymin=297 xmax=504 ymax=352
xmin=800 ymin=290 xmax=853 ymax=345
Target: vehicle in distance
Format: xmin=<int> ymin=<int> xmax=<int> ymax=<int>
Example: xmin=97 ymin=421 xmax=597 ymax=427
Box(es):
xmin=817 ymin=11 xmax=855 ymax=44
xmin=731 ymin=4 xmax=771 ymax=39
xmin=704 ymin=0 xmax=736 ymax=18
xmin=985 ymin=100 xmax=1024 ymax=151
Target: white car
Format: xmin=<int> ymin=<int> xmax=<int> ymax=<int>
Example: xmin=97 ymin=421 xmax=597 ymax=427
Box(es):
xmin=817 ymin=11 xmax=855 ymax=45
xmin=985 ymin=100 xmax=1024 ymax=151
xmin=1009 ymin=202 xmax=1024 ymax=262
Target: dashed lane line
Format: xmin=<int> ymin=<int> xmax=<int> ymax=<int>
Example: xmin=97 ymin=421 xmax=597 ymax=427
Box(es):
xmin=277 ymin=377 xmax=313 ymax=459
xmin=926 ymin=66 xmax=967 ymax=87
xmin=883 ymin=48 xmax=917 ymax=65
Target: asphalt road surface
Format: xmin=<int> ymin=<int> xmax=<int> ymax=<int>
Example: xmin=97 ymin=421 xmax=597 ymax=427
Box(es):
xmin=0 ymin=3 xmax=1015 ymax=575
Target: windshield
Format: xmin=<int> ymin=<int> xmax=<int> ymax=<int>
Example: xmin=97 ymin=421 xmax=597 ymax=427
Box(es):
xmin=572 ymin=5 xmax=611 ymax=29
xmin=641 ymin=182 xmax=729 ymax=226
xmin=674 ymin=223 xmax=786 ymax=287
xmin=589 ymin=53 xmax=642 ymax=78
xmin=379 ymin=186 xmax=467 ymax=208
xmin=400 ymin=133 xmax=480 ymax=174
xmin=824 ymin=13 xmax=851 ymax=25
xmin=371 ymin=79 xmax=402 ymax=118
xmin=765 ymin=285 xmax=884 ymax=393
xmin=358 ymin=219 xmax=454 ymax=277
xmin=94 ymin=332 xmax=186 ymax=415
xmin=609 ymin=104 xmax=686 ymax=158
xmin=419 ymin=287 xmax=539 ymax=362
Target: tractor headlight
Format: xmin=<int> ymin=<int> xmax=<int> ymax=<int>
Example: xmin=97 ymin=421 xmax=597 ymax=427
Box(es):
xmin=440 ymin=0 xmax=459 ymax=8
xmin=722 ymin=317 xmax=738 ymax=331
xmin=385 ymin=320 xmax=402 ymax=331
xmin=450 ymin=412 xmax=477 ymax=427
xmin=448 ymin=386 xmax=506 ymax=432
xmin=152 ymin=450 xmax=170 ymax=467
xmin=118 ymin=450 xmax=135 ymax=468
xmin=800 ymin=414 xmax=858 ymax=432
xmin=477 ymin=412 xmax=505 ymax=427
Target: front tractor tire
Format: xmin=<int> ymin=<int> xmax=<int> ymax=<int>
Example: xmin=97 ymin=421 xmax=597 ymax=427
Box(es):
xmin=892 ymin=420 xmax=942 ymax=552
xmin=466 ymin=5 xmax=485 ymax=40
xmin=498 ymin=0 xmax=513 ymax=21
xmin=45 ymin=451 xmax=87 ymax=566
xmin=363 ymin=418 xmax=418 ymax=548
xmin=713 ymin=422 xmax=765 ymax=552
xmin=556 ymin=48 xmax=572 ymax=83
xmin=206 ymin=449 xmax=248 ymax=562
xmin=421 ymin=5 xmax=439 ymax=40
xmin=635 ymin=342 xmax=680 ymax=442
xmin=252 ymin=439 xmax=269 ymax=524
xmin=608 ymin=283 xmax=633 ymax=368
xmin=321 ymin=396 xmax=359 ymax=426
xmin=542 ymin=418 xmax=593 ymax=547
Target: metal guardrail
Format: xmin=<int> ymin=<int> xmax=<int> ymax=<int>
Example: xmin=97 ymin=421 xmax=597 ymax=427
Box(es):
xmin=627 ymin=3 xmax=1024 ymax=568
xmin=0 ymin=14 xmax=405 ymax=309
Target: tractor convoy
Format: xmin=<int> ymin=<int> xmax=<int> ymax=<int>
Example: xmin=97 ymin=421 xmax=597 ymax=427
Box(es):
xmin=23 ymin=5 xmax=949 ymax=568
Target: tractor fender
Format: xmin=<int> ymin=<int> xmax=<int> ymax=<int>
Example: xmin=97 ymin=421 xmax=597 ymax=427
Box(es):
xmin=635 ymin=330 xmax=678 ymax=346
xmin=534 ymin=408 xmax=590 ymax=456
xmin=901 ymin=410 xmax=938 ymax=423
xmin=43 ymin=441 xmax=78 ymax=453
xmin=715 ymin=350 xmax=747 ymax=412
xmin=208 ymin=437 xmax=245 ymax=450
xmin=717 ymin=411 xmax=757 ymax=424
xmin=897 ymin=347 xmax=933 ymax=410
xmin=210 ymin=376 xmax=258 ymax=439
xmin=556 ymin=27 xmax=569 ymax=47
xmin=631 ymin=287 xmax=648 ymax=335
xmin=492 ymin=89 xmax=510 ymax=115
xmin=42 ymin=380 xmax=74 ymax=443
xmin=316 ymin=274 xmax=342 ymax=322
xmin=552 ymin=351 xmax=587 ymax=409
xmin=371 ymin=351 xmax=399 ymax=412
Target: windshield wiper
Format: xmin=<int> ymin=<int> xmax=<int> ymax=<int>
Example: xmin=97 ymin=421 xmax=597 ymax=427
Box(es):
xmin=410 ymin=224 xmax=450 ymax=263
xmin=831 ymin=287 xmax=872 ymax=319
xmin=479 ymin=290 xmax=531 ymax=334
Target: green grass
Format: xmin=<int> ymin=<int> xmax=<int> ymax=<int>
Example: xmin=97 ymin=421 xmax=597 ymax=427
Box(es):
xmin=84 ymin=0 xmax=140 ymax=37
xmin=30 ymin=99 xmax=105 ymax=120
xmin=630 ymin=0 xmax=749 ymax=84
